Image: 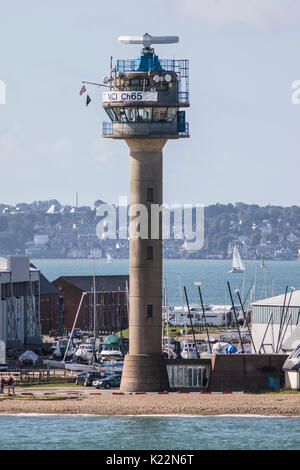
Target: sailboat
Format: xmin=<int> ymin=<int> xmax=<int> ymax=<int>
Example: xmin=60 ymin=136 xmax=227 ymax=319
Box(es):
xmin=229 ymin=245 xmax=245 ymax=273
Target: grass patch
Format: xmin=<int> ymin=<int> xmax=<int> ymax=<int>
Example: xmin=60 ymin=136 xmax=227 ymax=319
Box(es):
xmin=0 ymin=395 xmax=80 ymax=401
xmin=16 ymin=381 xmax=78 ymax=389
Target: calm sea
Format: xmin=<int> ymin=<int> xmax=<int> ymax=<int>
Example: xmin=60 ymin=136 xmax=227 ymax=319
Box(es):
xmin=33 ymin=258 xmax=300 ymax=306
xmin=0 ymin=415 xmax=299 ymax=450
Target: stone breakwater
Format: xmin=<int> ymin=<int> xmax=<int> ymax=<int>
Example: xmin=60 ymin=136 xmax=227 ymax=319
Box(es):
xmin=0 ymin=393 xmax=299 ymax=417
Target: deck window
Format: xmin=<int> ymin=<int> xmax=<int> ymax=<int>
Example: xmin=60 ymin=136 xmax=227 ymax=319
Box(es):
xmin=105 ymin=107 xmax=178 ymax=123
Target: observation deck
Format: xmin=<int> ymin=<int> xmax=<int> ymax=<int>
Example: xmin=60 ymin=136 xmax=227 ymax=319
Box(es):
xmin=102 ymin=45 xmax=190 ymax=140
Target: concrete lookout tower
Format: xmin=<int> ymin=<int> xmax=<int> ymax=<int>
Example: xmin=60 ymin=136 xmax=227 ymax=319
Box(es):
xmin=102 ymin=33 xmax=190 ymax=391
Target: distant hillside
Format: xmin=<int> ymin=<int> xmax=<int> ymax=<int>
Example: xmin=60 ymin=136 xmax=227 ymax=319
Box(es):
xmin=0 ymin=200 xmax=299 ymax=260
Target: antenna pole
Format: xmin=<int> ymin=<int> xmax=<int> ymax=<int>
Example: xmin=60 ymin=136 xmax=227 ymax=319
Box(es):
xmin=110 ymin=56 xmax=113 ymax=90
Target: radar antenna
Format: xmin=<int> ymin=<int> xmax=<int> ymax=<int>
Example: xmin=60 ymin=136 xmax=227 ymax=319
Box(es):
xmin=118 ymin=33 xmax=179 ymax=48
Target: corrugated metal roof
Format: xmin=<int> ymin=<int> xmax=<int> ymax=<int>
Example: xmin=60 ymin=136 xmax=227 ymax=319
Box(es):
xmin=252 ymin=290 xmax=300 ymax=307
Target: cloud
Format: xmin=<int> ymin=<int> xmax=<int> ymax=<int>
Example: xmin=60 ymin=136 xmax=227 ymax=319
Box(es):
xmin=178 ymin=0 xmax=300 ymax=30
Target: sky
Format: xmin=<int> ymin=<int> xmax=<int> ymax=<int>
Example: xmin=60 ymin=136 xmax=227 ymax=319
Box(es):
xmin=0 ymin=0 xmax=300 ymax=208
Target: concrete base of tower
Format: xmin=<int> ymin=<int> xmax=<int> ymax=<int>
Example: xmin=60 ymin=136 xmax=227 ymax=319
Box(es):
xmin=120 ymin=354 xmax=170 ymax=392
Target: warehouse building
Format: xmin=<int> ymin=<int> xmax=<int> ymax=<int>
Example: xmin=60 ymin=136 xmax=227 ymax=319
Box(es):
xmin=39 ymin=272 xmax=63 ymax=335
xmin=52 ymin=275 xmax=129 ymax=333
xmin=251 ymin=289 xmax=300 ymax=354
xmin=0 ymin=256 xmax=41 ymax=349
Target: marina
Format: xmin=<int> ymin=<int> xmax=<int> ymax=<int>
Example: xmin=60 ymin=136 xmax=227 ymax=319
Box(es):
xmin=1 ymin=258 xmax=299 ymax=392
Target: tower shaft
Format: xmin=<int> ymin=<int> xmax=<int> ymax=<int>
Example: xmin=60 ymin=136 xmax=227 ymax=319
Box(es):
xmin=120 ymin=139 xmax=169 ymax=391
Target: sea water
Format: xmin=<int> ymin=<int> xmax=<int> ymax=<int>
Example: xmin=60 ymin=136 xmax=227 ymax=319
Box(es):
xmin=0 ymin=415 xmax=299 ymax=450
xmin=33 ymin=258 xmax=300 ymax=306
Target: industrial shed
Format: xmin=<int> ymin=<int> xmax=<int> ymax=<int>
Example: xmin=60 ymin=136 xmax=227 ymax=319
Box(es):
xmin=251 ymin=290 xmax=300 ymax=354
xmin=0 ymin=256 xmax=41 ymax=348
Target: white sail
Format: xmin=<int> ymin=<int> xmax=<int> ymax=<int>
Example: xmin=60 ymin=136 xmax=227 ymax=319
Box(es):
xmin=229 ymin=245 xmax=245 ymax=273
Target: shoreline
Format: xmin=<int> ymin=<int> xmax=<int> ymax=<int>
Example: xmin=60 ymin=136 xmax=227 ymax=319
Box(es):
xmin=0 ymin=413 xmax=298 ymax=419
xmin=0 ymin=393 xmax=299 ymax=417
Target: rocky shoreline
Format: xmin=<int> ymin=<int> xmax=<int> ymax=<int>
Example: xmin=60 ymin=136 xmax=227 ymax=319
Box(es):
xmin=0 ymin=393 xmax=299 ymax=417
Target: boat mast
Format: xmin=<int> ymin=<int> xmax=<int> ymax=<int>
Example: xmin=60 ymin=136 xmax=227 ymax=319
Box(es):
xmin=63 ymin=292 xmax=87 ymax=362
xmin=253 ymin=264 xmax=258 ymax=301
xmin=241 ymin=266 xmax=246 ymax=303
xmin=163 ymin=278 xmax=171 ymax=358
xmin=184 ymin=286 xmax=199 ymax=358
xmin=227 ymin=281 xmax=245 ymax=353
xmin=177 ymin=273 xmax=188 ymax=342
xmin=195 ymin=282 xmax=212 ymax=354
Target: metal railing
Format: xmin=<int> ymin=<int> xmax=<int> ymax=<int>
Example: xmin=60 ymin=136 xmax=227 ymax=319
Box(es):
xmin=116 ymin=58 xmax=189 ymax=94
xmin=102 ymin=121 xmax=190 ymax=137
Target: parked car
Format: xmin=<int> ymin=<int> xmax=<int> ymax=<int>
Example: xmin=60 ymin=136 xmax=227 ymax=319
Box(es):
xmin=75 ymin=370 xmax=103 ymax=386
xmin=101 ymin=369 xmax=122 ymax=376
xmin=93 ymin=374 xmax=121 ymax=389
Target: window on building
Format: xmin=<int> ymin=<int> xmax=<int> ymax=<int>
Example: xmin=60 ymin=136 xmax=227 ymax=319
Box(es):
xmin=147 ymin=246 xmax=153 ymax=260
xmin=147 ymin=188 xmax=154 ymax=202
xmin=147 ymin=304 xmax=153 ymax=318
xmin=167 ymin=365 xmax=208 ymax=389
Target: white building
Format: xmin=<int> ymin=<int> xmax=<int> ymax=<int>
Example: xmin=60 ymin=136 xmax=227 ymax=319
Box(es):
xmin=251 ymin=290 xmax=300 ymax=354
xmin=0 ymin=256 xmax=41 ymax=349
xmin=34 ymin=235 xmax=49 ymax=247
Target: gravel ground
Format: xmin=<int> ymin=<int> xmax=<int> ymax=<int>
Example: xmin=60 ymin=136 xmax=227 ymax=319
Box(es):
xmin=0 ymin=393 xmax=299 ymax=417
